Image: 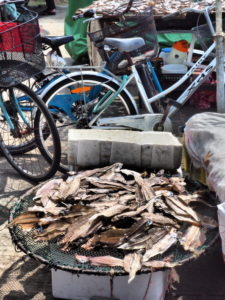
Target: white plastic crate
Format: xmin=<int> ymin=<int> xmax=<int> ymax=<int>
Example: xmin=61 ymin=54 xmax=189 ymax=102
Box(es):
xmin=51 ymin=269 xmax=169 ymax=300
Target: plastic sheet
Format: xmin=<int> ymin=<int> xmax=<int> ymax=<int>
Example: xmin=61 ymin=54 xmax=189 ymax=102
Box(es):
xmin=184 ymin=112 xmax=225 ymax=201
xmin=64 ymin=0 xmax=94 ymax=62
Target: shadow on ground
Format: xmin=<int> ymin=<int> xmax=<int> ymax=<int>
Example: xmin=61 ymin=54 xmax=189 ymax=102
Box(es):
xmin=0 ymin=256 xmax=62 ymax=300
xmin=165 ymin=239 xmax=225 ymax=300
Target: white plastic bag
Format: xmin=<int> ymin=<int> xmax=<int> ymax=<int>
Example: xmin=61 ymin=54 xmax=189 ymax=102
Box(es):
xmin=184 ymin=112 xmax=225 ymax=202
xmin=217 ymin=202 xmax=225 ymax=258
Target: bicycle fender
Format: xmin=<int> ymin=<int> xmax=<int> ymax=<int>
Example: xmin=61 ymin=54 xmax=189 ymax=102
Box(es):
xmin=39 ymin=71 xmax=139 ymax=114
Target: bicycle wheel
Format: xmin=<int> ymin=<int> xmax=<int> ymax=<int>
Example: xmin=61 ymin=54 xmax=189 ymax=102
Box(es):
xmin=6 ymin=73 xmax=60 ymax=155
xmin=42 ymin=74 xmax=137 ymax=173
xmin=0 ymin=83 xmax=61 ymax=182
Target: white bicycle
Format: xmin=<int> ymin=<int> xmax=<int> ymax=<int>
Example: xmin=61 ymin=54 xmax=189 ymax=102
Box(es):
xmin=37 ymin=3 xmax=219 ymax=170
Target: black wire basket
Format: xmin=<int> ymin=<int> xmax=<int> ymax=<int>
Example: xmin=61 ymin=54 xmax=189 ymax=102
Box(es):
xmin=88 ymin=7 xmax=159 ymax=73
xmin=0 ymin=5 xmax=45 ymax=87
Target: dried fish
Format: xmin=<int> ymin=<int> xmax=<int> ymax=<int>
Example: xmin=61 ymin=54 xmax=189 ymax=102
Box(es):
xmin=38 ymin=216 xmax=59 ymax=226
xmin=80 ymin=193 xmax=107 ymax=202
xmin=143 ymin=228 xmax=178 ymax=262
xmin=169 ymin=177 xmax=186 ymax=193
xmin=118 ymin=194 xmax=136 ymax=204
xmin=27 ymin=206 xmax=46 ymax=213
xmin=59 ymin=212 xmax=100 ymax=246
xmin=35 ymin=178 xmax=63 ymax=206
xmin=121 ymin=169 xmax=155 ymax=201
xmin=143 ymin=260 xmax=178 ymax=269
xmin=100 ymin=164 xmax=125 ymax=183
xmin=119 ymin=226 xmax=167 ymax=250
xmin=123 ymin=253 xmax=143 ymax=283
xmin=35 ymin=221 xmax=71 ymax=238
xmin=89 ymin=188 xmax=112 ymax=194
xmin=35 ymin=178 xmax=63 ymax=197
xmin=57 ymin=176 xmax=81 ymax=199
xmin=11 ymin=162 xmax=217 ymax=281
xmin=35 ymin=230 xmax=65 ymax=241
xmin=178 ymin=194 xmax=215 ymax=208
xmin=89 ymin=204 xmax=129 ymax=220
xmin=89 ymin=199 xmax=120 ymax=209
xmin=165 ymin=196 xmax=200 ymax=225
xmin=82 ymin=228 xmax=128 ymax=249
xmin=154 ymin=198 xmax=171 ymax=215
xmin=8 ymin=212 xmax=40 ymax=227
xmin=43 ymin=199 xmax=65 ymax=216
xmin=86 ymin=177 xmax=135 ymax=192
xmin=112 ymin=203 xmax=150 ymax=221
xmin=75 ymin=254 xmax=124 ymax=267
xmin=180 ymin=225 xmax=206 ymax=254
xmin=18 ymin=223 xmax=37 ymax=230
xmin=79 ymin=0 xmax=217 ymax=17
xmin=79 ymin=163 xmax=123 ymax=178
xmin=74 ymin=254 xmax=90 ymax=263
xmin=142 ymin=212 xmax=179 ymax=228
xmin=148 ymin=175 xmax=170 ymax=187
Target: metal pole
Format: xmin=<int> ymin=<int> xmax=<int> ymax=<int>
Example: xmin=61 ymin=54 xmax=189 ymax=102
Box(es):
xmin=216 ymin=0 xmax=225 ymax=112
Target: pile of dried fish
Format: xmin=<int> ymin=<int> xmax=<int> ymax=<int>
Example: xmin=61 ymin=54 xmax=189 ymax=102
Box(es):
xmin=9 ymin=163 xmax=217 ymax=283
xmin=77 ymin=0 xmax=218 ymax=16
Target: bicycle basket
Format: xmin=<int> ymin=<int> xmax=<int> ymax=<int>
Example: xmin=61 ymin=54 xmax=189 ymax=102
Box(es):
xmin=88 ymin=7 xmax=159 ymax=73
xmin=0 ymin=5 xmax=45 ymax=87
xmin=192 ymin=20 xmax=225 ymax=55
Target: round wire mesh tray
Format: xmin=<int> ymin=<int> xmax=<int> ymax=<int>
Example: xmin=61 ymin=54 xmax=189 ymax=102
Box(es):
xmin=9 ymin=181 xmax=219 ymax=275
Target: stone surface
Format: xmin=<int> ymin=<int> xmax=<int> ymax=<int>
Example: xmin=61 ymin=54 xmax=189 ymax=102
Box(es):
xmin=68 ymin=129 xmax=182 ymax=170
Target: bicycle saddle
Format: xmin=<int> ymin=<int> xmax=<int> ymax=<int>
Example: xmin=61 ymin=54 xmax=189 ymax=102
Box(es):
xmin=104 ymin=37 xmax=145 ymax=52
xmin=41 ymin=35 xmax=74 ymax=48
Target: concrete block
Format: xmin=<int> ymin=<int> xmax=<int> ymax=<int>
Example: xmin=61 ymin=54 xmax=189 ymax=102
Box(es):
xmin=141 ymin=145 xmax=153 ymax=169
xmin=99 ymin=141 xmax=112 ymax=166
xmin=110 ymin=141 xmax=141 ymax=168
xmin=68 ymin=129 xmax=182 ymax=170
xmin=77 ymin=140 xmax=100 ymax=167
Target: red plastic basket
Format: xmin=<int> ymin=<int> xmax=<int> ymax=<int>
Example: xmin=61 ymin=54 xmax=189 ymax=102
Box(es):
xmin=0 ymin=22 xmax=35 ymax=53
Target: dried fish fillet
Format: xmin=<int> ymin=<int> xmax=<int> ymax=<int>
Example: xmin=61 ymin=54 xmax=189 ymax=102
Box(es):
xmin=8 ymin=212 xmax=40 ymax=227
xmin=59 ymin=212 xmax=99 ymax=246
xmin=143 ymin=228 xmax=178 ymax=262
xmin=86 ymin=177 xmax=135 ymax=192
xmin=180 ymin=225 xmax=206 ymax=254
xmin=123 ymin=253 xmax=143 ymax=283
xmin=169 ymin=177 xmax=186 ymax=193
xmin=57 ymin=176 xmax=81 ymax=199
xmin=165 ymin=196 xmax=201 ymax=225
xmin=75 ymin=254 xmax=124 ymax=267
xmin=142 ymin=212 xmax=179 ymax=228
xmin=10 ymin=162 xmax=217 ymax=281
xmin=143 ymin=260 xmax=178 ymax=269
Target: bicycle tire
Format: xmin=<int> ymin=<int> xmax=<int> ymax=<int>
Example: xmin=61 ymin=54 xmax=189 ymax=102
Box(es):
xmin=6 ymin=74 xmax=58 ymax=155
xmin=42 ymin=73 xmax=137 ymax=173
xmin=0 ymin=83 xmax=61 ymax=182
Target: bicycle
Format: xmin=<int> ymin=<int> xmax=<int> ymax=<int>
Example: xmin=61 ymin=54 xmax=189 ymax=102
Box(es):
xmin=42 ymin=3 xmax=216 ymax=126
xmin=20 ymin=1 xmax=219 ymax=173
xmin=0 ymin=0 xmax=61 ymax=182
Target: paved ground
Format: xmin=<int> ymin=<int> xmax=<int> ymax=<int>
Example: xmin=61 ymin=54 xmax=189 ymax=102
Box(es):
xmin=0 ymin=4 xmax=225 ymax=300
